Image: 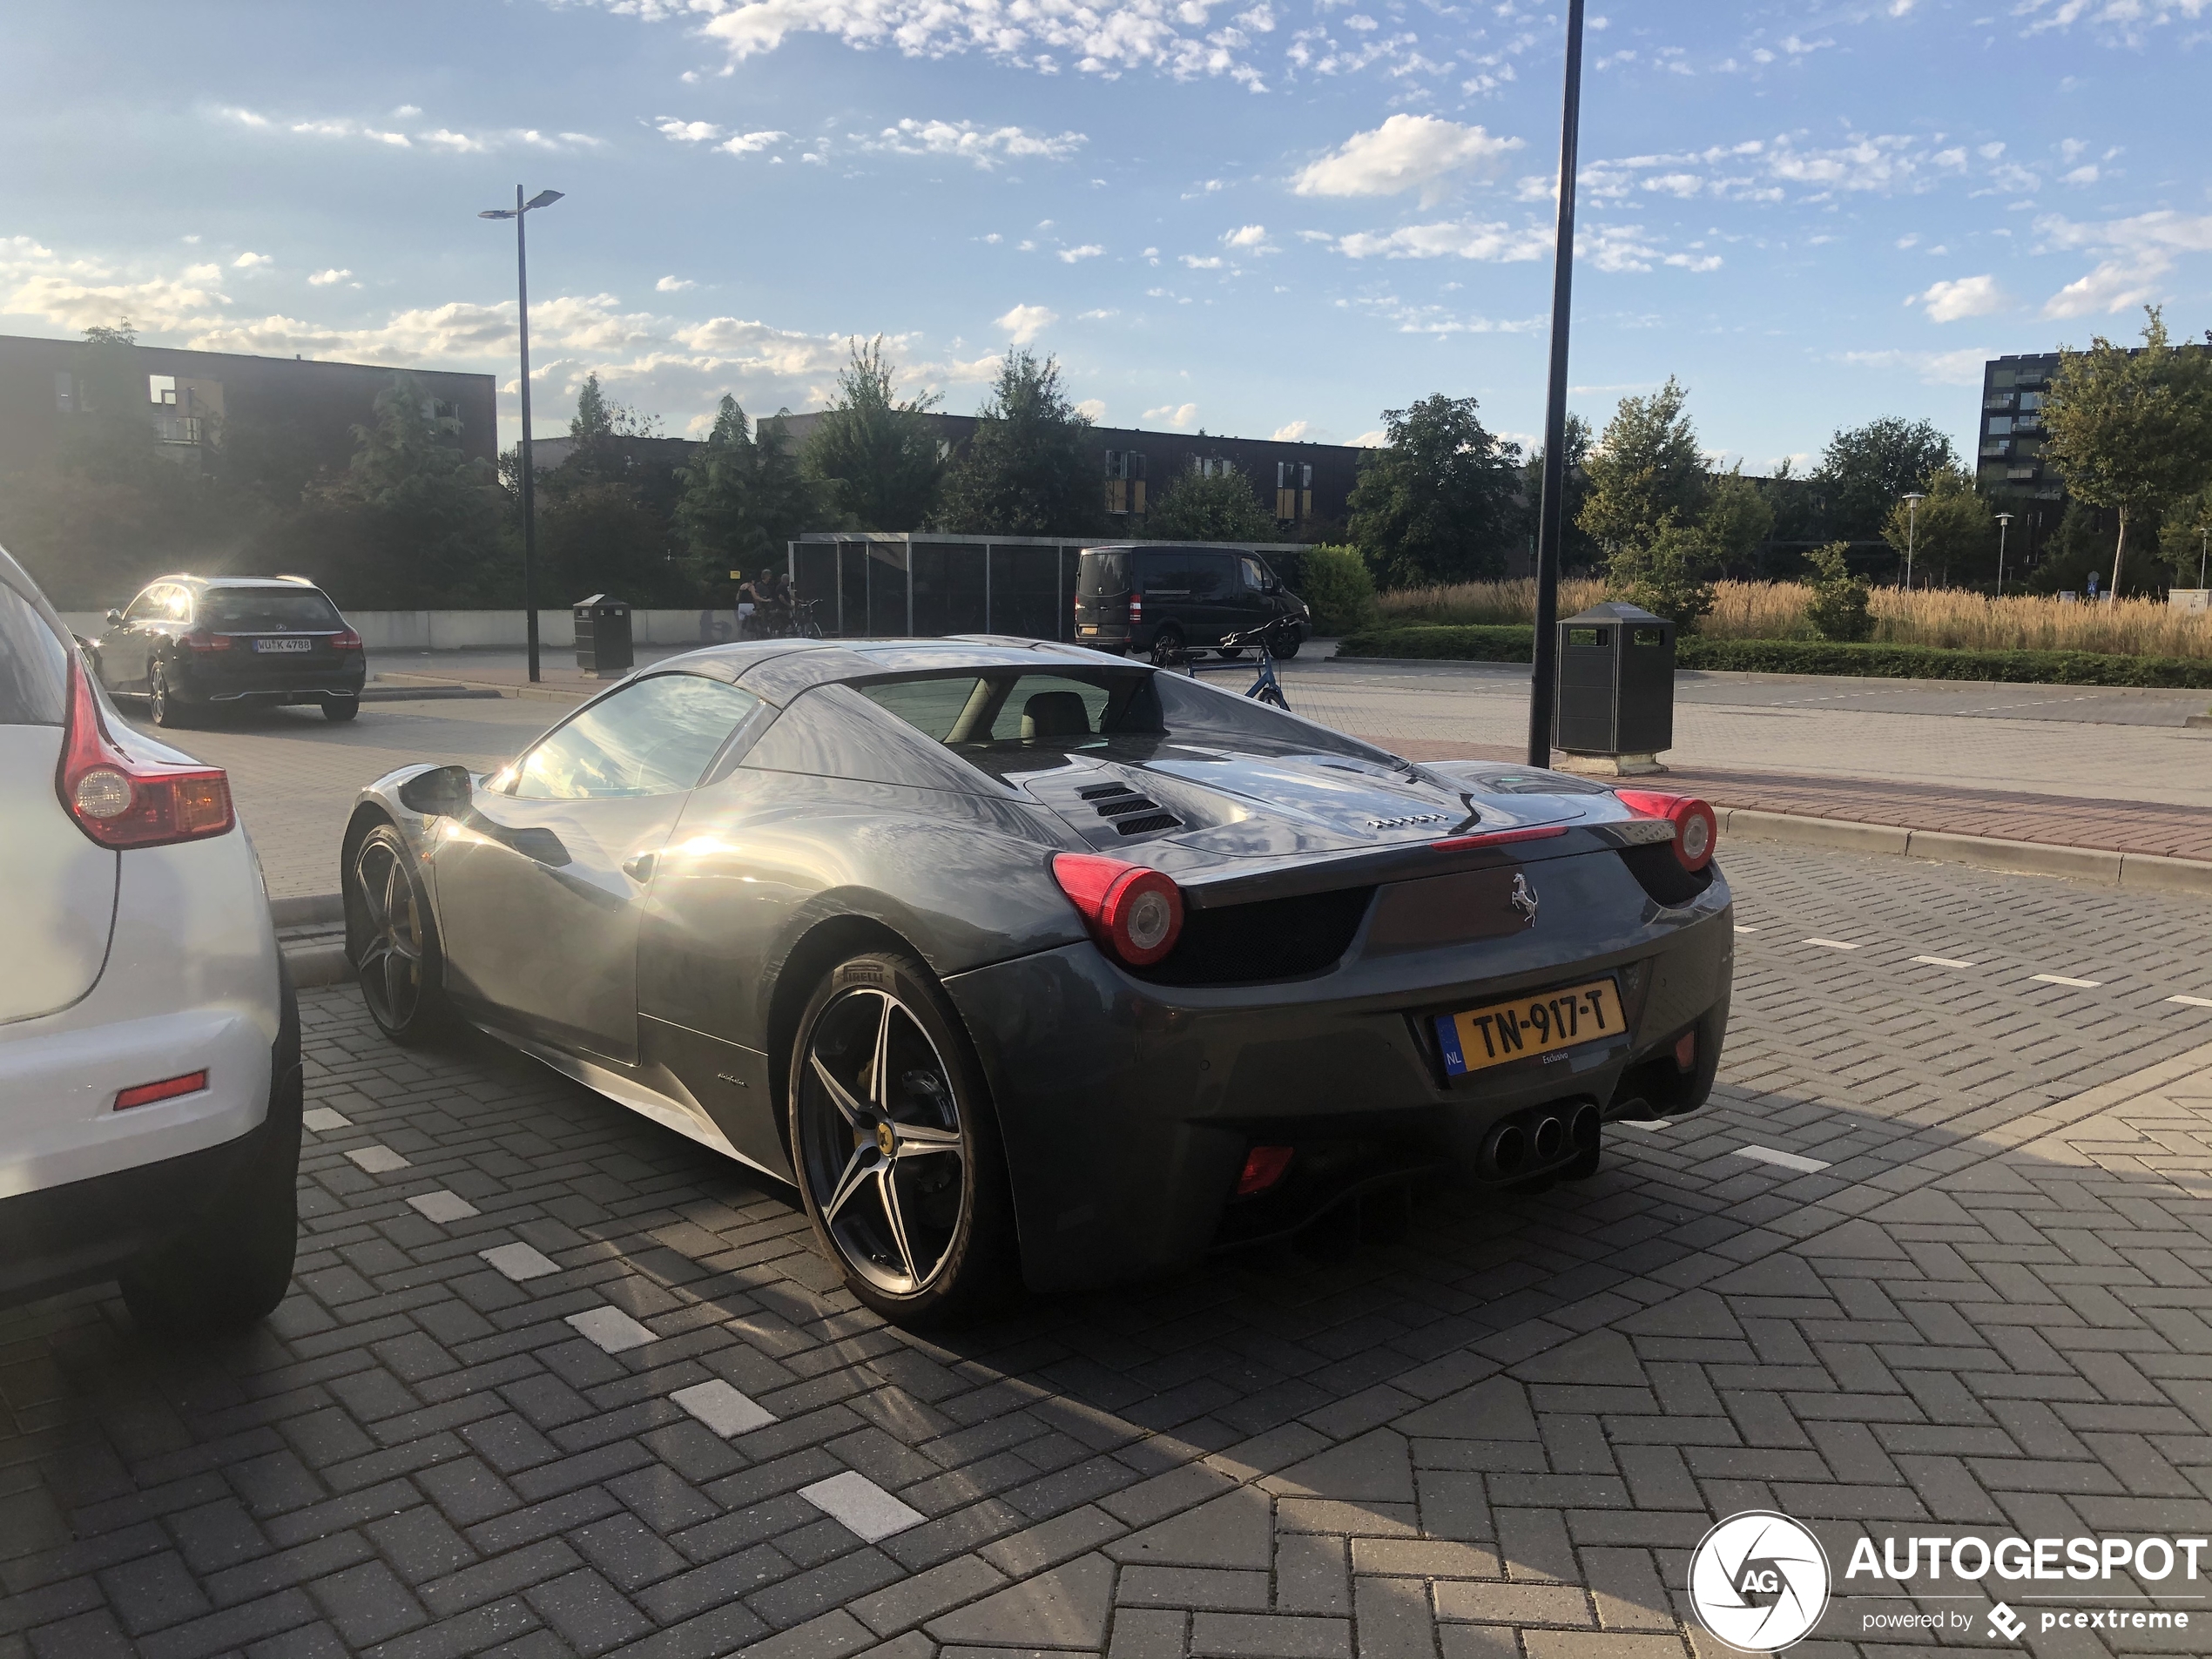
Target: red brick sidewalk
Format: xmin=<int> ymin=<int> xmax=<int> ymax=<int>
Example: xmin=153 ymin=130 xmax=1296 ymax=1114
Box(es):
xmin=1369 ymin=735 xmax=2212 ymax=866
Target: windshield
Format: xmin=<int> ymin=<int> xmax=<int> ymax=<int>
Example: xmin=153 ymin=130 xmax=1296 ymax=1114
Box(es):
xmin=857 ymin=664 xmax=1400 ymax=781
xmin=1076 ymin=550 xmax=1130 ymax=597
xmin=203 ymin=589 xmax=343 ymax=631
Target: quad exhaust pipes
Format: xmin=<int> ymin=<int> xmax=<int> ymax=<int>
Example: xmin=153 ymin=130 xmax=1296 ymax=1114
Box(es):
xmin=1480 ymin=1102 xmax=1602 ymax=1180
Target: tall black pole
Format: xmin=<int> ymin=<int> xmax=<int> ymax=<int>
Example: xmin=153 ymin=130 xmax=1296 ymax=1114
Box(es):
xmin=515 ymin=184 xmax=541 ymax=684
xmin=1526 ymin=0 xmax=1586 ymax=767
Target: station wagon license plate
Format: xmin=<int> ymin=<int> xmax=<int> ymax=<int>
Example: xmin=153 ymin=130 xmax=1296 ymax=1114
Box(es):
xmin=253 ymin=637 xmax=313 ymax=652
xmin=1434 ymin=978 xmax=1625 ymax=1076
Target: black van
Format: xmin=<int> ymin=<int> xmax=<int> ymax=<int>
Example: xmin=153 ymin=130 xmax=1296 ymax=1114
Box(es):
xmin=1075 ymin=544 xmax=1311 ymax=664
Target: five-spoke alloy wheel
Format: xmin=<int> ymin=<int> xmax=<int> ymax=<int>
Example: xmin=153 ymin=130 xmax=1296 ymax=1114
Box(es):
xmin=347 ymin=825 xmax=449 ymax=1044
xmin=790 ymin=953 xmax=1015 ymax=1323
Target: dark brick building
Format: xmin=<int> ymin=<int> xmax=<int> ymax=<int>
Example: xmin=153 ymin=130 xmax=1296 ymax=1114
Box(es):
xmin=0 ymin=333 xmax=497 ymax=475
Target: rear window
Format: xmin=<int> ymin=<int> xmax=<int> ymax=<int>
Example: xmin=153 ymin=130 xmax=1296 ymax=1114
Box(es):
xmin=1076 ymin=549 xmax=1130 ymax=597
xmin=0 ymin=583 xmax=68 ymax=726
xmin=204 ymin=588 xmax=343 ymax=631
xmin=856 ymin=664 xmax=1395 ymax=779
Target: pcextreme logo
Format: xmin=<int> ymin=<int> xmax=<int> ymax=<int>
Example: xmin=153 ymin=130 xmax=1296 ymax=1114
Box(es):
xmin=1689 ymin=1512 xmax=1831 ymax=1652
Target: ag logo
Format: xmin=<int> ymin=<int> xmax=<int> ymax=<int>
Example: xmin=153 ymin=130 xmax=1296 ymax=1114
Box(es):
xmin=1688 ymin=1511 xmax=1831 ymax=1652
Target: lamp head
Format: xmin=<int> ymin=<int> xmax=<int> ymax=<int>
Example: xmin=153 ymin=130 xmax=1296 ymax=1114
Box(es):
xmin=1903 ymin=492 xmax=1925 ymax=503
xmin=525 ymin=189 xmax=564 ymax=211
xmin=478 ymin=208 xmax=516 ymax=219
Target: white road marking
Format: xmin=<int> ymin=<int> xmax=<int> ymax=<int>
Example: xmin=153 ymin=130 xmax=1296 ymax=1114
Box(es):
xmin=568 ymin=1306 xmax=658 ymax=1354
xmin=346 ymin=1145 xmax=410 ymax=1173
xmin=2031 ymin=974 xmax=2102 ymax=989
xmin=302 ymin=1108 xmax=353 ymax=1133
xmin=1734 ymin=926 xmax=1759 ymax=934
xmin=2169 ymin=995 xmax=2212 ymax=1009
xmin=1804 ymin=939 xmax=1860 ymax=951
xmin=1735 ymin=1144 xmax=1832 ymax=1174
xmin=1619 ymin=1119 xmax=1672 ymax=1131
xmin=480 ymin=1241 xmax=561 ymax=1280
xmin=408 ymin=1190 xmax=480 ymax=1224
xmin=672 ymin=1379 xmax=777 ymax=1438
xmin=799 ymin=1472 xmax=926 ymax=1542
xmin=1910 ymin=955 xmax=1979 ymax=969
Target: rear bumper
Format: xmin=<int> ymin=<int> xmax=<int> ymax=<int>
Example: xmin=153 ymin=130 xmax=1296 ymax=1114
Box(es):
xmin=0 ymin=975 xmax=300 ymax=1307
xmin=944 ymin=879 xmax=1733 ymax=1292
xmin=173 ymin=656 xmax=365 ymax=705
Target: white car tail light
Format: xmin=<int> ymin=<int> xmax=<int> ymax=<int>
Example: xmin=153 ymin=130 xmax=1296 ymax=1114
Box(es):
xmin=56 ymin=657 xmax=235 ymax=849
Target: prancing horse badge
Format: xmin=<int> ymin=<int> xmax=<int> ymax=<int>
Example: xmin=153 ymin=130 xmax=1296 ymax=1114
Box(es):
xmin=1509 ymin=873 xmax=1539 ymax=926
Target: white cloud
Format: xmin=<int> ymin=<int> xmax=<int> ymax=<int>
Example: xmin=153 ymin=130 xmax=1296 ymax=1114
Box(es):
xmin=307 ymin=267 xmax=351 ymax=287
xmin=1077 ymin=307 xmax=1118 ymax=320
xmin=1348 ymin=428 xmax=1386 ymax=447
xmin=216 ymin=104 xmax=599 ymax=155
xmin=1332 ymin=219 xmax=1551 ymax=262
xmin=1076 ymin=398 xmax=1108 ymax=420
xmin=658 ymin=118 xmax=724 ymax=142
xmin=1908 ymin=273 xmax=2011 ymax=322
xmin=2042 ymin=256 xmax=2172 ymax=319
xmin=657 ymin=275 xmax=698 ymax=292
xmin=1271 ymin=420 xmax=1315 ymax=441
xmin=1222 ymin=224 xmax=1275 ymax=252
xmin=1143 ymin=402 xmax=1199 ymax=428
xmin=1180 ymin=253 xmax=1224 ymax=268
xmin=2033 ymin=207 xmax=2212 ymax=318
xmin=1834 ymin=347 xmax=1993 ymax=385
xmin=1058 ymin=244 xmax=1104 ymax=263
xmin=233 ymin=252 xmax=273 ymax=269
xmin=857 ymin=118 xmax=1085 ymax=168
xmin=995 ymin=303 xmax=1056 ymax=343
xmin=1291 ymin=115 xmax=1523 ymax=206
xmin=719 ymin=130 xmax=789 ymax=154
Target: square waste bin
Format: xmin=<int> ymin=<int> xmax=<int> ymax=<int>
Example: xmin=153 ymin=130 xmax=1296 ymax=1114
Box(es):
xmin=574 ymin=595 xmax=633 ymax=678
xmin=1555 ymin=600 xmax=1675 ymax=772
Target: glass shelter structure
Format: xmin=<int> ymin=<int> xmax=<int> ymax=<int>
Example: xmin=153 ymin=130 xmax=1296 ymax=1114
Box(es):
xmin=786 ymin=533 xmax=1308 ymax=642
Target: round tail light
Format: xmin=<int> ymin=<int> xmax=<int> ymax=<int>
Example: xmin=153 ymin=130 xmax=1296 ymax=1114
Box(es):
xmin=1051 ymin=853 xmax=1186 ymax=968
xmin=1615 ymin=790 xmax=1717 ymax=873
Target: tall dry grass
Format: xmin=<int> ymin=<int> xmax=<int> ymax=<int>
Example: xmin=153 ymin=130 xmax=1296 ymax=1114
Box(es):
xmin=1374 ymin=579 xmax=2212 ymax=659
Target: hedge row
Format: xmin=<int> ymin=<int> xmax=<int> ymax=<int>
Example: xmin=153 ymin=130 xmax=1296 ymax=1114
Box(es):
xmin=1332 ymin=624 xmax=2212 ymax=690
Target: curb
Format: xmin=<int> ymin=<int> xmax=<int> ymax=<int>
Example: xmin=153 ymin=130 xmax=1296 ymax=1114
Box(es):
xmin=373 ymin=671 xmax=591 ymax=705
xmin=1719 ymin=808 xmax=2212 ymax=898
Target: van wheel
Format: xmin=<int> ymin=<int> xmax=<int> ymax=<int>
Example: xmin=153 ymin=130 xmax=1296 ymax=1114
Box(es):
xmin=121 ymin=978 xmax=301 ymax=1333
xmin=789 ymin=952 xmax=1019 ymax=1326
xmin=1150 ymin=628 xmax=1186 ymax=667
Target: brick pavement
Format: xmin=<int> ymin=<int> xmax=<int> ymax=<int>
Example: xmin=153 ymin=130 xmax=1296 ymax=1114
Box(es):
xmin=6 ymin=845 xmax=2212 ymax=1656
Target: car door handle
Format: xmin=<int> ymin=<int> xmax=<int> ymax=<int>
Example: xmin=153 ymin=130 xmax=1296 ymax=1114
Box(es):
xmin=623 ymin=853 xmax=656 ymax=883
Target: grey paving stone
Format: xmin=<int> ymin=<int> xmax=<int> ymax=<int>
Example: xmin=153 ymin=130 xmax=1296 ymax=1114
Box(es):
xmin=479 ymin=1243 xmax=561 ymax=1282
xmin=1190 ymin=1611 xmax=1351 ymax=1658
xmin=925 ymin=1552 xmax=1113 ymax=1647
xmin=670 ymin=1379 xmax=776 ymax=1439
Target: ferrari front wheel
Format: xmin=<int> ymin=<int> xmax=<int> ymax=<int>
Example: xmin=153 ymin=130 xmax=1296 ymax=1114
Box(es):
xmin=789 ymin=952 xmax=1017 ymax=1325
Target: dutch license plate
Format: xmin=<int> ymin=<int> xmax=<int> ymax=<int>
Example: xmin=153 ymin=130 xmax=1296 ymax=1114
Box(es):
xmin=253 ymin=637 xmax=313 ymax=652
xmin=1077 ymin=625 xmax=1098 ymax=637
xmin=1434 ymin=978 xmax=1624 ymax=1077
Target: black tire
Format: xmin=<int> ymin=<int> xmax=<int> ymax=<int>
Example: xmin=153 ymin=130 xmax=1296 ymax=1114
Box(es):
xmin=323 ymin=698 xmax=361 ymax=723
xmin=1272 ymin=635 xmax=1302 ymax=660
xmin=1149 ymin=628 xmax=1185 ymax=668
xmin=1215 ymin=646 xmax=1246 ymax=662
xmin=788 ymin=951 xmax=1018 ymax=1326
xmin=120 ymin=971 xmax=301 ymax=1333
xmin=347 ymin=824 xmax=452 ymax=1045
xmin=149 ymin=662 xmax=193 ymax=728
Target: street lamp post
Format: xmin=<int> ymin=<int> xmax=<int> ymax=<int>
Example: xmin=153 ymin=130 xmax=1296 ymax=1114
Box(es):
xmin=1525 ymin=0 xmax=1588 ymax=769
xmin=1995 ymin=511 xmax=2013 ymax=597
xmin=1901 ymin=491 xmax=1925 ymax=591
xmin=479 ymin=186 xmax=564 ymax=683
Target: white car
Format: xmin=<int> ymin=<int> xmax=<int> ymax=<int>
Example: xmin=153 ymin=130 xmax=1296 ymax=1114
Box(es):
xmin=0 ymin=546 xmax=298 ymax=1330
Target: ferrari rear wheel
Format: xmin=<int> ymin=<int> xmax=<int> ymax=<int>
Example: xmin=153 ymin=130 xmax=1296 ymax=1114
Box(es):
xmin=347 ymin=826 xmax=450 ymax=1046
xmin=790 ymin=952 xmax=1017 ymax=1325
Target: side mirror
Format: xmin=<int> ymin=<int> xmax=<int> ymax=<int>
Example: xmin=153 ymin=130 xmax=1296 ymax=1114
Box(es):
xmin=396 ymin=764 xmax=473 ymax=819
xmin=105 ymin=610 xmax=124 ymax=627
xmin=1263 ymin=577 xmax=1281 ymax=595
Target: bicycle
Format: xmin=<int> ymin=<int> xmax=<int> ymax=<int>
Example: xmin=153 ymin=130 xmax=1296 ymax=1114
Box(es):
xmin=738 ymin=599 xmax=826 ymax=642
xmin=1172 ymin=620 xmax=1293 ymax=710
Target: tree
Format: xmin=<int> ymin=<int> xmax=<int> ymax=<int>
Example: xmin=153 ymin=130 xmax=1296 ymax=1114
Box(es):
xmin=1811 ymin=417 xmax=1961 ymax=542
xmin=1578 ymin=378 xmax=1708 ymax=554
xmin=2041 ymin=306 xmax=2212 ymax=598
xmin=1345 ymin=394 xmax=1523 ymax=588
xmin=802 ymin=337 xmax=944 ymax=530
xmin=937 ymin=350 xmax=1097 ymax=536
xmin=1521 ymin=412 xmax=1600 ymax=574
xmin=1702 ymin=465 xmax=1777 ymax=576
xmin=1803 ymin=541 xmax=1873 ymax=641
xmin=2159 ymin=483 xmax=2212 ymax=589
xmin=1604 ymin=513 xmax=1716 ymax=630
xmin=1295 ymin=543 xmax=1379 ymax=634
xmin=1143 ymin=463 xmax=1278 ymax=543
xmin=673 ymin=395 xmax=819 ymax=585
xmin=1881 ymin=465 xmax=1995 ymax=589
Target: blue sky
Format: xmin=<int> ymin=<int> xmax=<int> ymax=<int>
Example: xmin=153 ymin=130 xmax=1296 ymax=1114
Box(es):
xmin=3 ymin=0 xmax=2206 ymax=470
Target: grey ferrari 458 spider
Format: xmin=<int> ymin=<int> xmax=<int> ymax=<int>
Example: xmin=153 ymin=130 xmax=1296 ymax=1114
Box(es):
xmin=343 ymin=637 xmax=1732 ymax=1324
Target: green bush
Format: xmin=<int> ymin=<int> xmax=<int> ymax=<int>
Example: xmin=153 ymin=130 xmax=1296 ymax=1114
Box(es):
xmin=1332 ymin=624 xmax=2212 ymax=688
xmin=1803 ymin=541 xmax=1873 ymax=643
xmin=1295 ymin=543 xmax=1379 ymax=635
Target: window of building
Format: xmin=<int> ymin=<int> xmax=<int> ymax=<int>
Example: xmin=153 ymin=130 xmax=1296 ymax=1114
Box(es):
xmin=148 ymin=374 xmax=177 ymax=407
xmin=1194 ymin=456 xmax=1231 ymax=480
xmin=1103 ymin=449 xmax=1148 ymax=516
xmin=2018 ymin=392 xmax=2043 ymax=411
xmin=1986 ymin=416 xmax=2013 ymax=435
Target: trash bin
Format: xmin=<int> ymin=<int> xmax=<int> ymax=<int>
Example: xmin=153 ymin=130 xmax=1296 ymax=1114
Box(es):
xmin=573 ymin=595 xmax=633 ymax=678
xmin=1554 ymin=600 xmax=1675 ymax=774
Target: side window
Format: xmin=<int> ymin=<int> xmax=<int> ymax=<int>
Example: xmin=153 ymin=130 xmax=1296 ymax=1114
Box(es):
xmin=1240 ymin=557 xmax=1268 ymax=590
xmin=511 ymin=674 xmax=762 ymax=800
xmin=0 ymin=584 xmax=69 ymax=727
xmin=1189 ymin=554 xmax=1231 ymax=598
xmin=124 ymin=585 xmax=171 ymax=624
xmin=1141 ymin=553 xmax=1188 ymax=596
